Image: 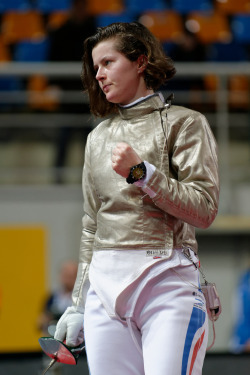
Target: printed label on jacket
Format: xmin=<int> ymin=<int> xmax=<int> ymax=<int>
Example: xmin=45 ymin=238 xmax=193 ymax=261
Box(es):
xmin=146 ymin=249 xmax=171 ymax=258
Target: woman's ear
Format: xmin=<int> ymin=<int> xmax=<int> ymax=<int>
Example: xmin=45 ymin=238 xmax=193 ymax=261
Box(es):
xmin=137 ymin=55 xmax=148 ymax=73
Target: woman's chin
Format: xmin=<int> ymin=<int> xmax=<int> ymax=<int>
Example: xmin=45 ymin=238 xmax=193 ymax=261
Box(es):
xmin=105 ymin=96 xmax=120 ymax=104
xmin=105 ymin=91 xmax=125 ymax=105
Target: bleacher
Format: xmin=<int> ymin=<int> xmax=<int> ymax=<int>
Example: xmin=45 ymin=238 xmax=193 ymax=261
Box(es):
xmin=0 ymin=0 xmax=250 ymax=190
xmin=0 ymin=0 xmax=250 ymax=58
xmin=1 ymin=0 xmax=250 ymax=112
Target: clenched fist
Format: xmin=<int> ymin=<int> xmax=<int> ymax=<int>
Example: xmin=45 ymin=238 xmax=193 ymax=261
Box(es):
xmin=111 ymin=142 xmax=142 ymax=178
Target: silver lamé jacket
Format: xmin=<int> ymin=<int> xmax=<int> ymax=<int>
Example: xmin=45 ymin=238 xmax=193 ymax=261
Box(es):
xmin=72 ymin=93 xmax=219 ymax=311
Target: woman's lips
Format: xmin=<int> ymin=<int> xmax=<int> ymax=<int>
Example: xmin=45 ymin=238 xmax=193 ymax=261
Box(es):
xmin=103 ymin=84 xmax=111 ymax=93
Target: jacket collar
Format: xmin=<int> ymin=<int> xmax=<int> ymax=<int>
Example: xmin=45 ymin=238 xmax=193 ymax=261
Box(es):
xmin=118 ymin=93 xmax=165 ymax=121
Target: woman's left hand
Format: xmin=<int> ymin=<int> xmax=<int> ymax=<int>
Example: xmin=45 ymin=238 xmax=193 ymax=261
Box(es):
xmin=111 ymin=142 xmax=142 ymax=178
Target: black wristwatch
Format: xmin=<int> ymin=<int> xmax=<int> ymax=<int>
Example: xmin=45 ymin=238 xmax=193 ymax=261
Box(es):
xmin=126 ymin=162 xmax=146 ymax=184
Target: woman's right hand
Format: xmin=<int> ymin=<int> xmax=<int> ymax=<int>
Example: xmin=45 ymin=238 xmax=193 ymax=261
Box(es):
xmin=54 ymin=306 xmax=84 ymax=347
xmin=111 ymin=142 xmax=142 ymax=178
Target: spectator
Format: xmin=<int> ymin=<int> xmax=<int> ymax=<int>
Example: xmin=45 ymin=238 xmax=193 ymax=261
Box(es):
xmin=38 ymin=261 xmax=78 ymax=374
xmin=168 ymin=28 xmax=207 ymax=111
xmin=48 ymin=0 xmax=96 ymax=181
xmin=38 ymin=260 xmax=78 ymax=337
xmin=170 ymin=28 xmax=207 ymax=63
xmin=230 ymin=268 xmax=250 ymax=353
xmin=49 ymin=0 xmax=96 ymax=65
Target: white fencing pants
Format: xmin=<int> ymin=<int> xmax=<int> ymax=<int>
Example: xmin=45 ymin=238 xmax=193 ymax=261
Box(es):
xmin=84 ymin=264 xmax=208 ymax=375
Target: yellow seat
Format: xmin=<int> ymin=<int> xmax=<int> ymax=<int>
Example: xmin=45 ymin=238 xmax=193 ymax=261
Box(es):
xmin=229 ymin=75 xmax=249 ymax=110
xmin=2 ymin=11 xmax=45 ymax=44
xmin=139 ymin=11 xmax=183 ymax=42
xmin=47 ymin=11 xmax=70 ymax=31
xmin=215 ymin=0 xmax=250 ymax=14
xmin=0 ymin=35 xmax=11 ymax=61
xmin=86 ymin=0 xmax=124 ymax=15
xmin=27 ymin=75 xmax=60 ymax=112
xmin=186 ymin=11 xmax=231 ymax=44
xmin=204 ymin=74 xmax=249 ymax=111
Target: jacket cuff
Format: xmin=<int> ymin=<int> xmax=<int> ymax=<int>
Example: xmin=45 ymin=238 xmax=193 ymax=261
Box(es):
xmin=134 ymin=161 xmax=156 ymax=196
xmin=72 ymin=262 xmax=90 ymax=313
xmin=134 ymin=161 xmax=157 ymax=198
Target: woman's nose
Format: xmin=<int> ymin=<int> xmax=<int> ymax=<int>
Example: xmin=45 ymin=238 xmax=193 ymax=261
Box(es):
xmin=96 ymin=67 xmax=105 ymax=81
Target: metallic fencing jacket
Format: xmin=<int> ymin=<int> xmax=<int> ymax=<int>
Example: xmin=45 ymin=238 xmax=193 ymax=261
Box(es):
xmin=72 ymin=93 xmax=219 ymax=311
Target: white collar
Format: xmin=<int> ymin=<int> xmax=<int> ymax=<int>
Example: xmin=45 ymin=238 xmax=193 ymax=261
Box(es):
xmin=119 ymin=92 xmax=164 ymax=108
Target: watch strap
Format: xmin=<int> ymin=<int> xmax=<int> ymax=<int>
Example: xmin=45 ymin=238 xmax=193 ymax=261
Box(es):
xmin=126 ymin=162 xmax=146 ymax=184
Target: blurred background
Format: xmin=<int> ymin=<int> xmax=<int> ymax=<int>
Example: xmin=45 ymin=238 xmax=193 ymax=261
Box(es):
xmin=0 ymin=0 xmax=250 ymax=374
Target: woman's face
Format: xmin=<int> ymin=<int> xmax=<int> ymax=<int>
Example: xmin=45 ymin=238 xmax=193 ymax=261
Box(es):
xmin=92 ymin=38 xmax=149 ymax=105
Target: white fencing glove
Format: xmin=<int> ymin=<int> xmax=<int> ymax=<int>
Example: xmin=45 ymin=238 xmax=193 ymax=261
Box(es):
xmin=54 ymin=306 xmax=84 ymax=347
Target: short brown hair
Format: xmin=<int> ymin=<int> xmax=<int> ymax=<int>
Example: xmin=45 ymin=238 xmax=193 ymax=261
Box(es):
xmin=81 ymin=22 xmax=176 ymax=117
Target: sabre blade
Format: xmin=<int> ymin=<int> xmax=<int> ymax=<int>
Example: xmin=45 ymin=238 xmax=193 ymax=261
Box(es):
xmin=42 ymin=358 xmax=57 ymax=375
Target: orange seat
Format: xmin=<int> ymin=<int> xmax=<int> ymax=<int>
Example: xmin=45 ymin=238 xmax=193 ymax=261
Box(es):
xmin=86 ymin=0 xmax=124 ymax=15
xmin=204 ymin=74 xmax=249 ymax=110
xmin=139 ymin=11 xmax=183 ymax=42
xmin=204 ymin=74 xmax=219 ymax=92
xmin=47 ymin=11 xmax=70 ymax=31
xmin=0 ymin=35 xmax=11 ymax=61
xmin=229 ymin=75 xmax=249 ymax=110
xmin=215 ymin=0 xmax=250 ymax=14
xmin=1 ymin=11 xmax=45 ymax=44
xmin=27 ymin=75 xmax=60 ymax=112
xmin=186 ymin=11 xmax=231 ymax=44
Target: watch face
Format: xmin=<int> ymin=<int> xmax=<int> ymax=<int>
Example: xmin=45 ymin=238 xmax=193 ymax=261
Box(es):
xmin=132 ymin=166 xmax=144 ymax=179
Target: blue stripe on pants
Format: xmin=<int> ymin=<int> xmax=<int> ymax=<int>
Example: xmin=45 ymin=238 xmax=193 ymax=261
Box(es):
xmin=182 ymin=305 xmax=206 ymax=375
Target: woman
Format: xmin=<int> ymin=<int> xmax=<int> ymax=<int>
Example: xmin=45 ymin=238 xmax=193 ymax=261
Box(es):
xmin=55 ymin=22 xmax=219 ymax=375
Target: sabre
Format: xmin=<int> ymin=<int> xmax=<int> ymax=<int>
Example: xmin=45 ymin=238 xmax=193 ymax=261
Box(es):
xmin=38 ymin=337 xmax=85 ymax=374
xmin=41 ymin=358 xmax=57 ymax=375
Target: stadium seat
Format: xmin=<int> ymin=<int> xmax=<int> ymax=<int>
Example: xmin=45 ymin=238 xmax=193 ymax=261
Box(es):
xmin=204 ymin=74 xmax=250 ymax=111
xmin=27 ymin=75 xmax=60 ymax=111
xmin=35 ymin=0 xmax=71 ymax=12
xmin=0 ymin=35 xmax=10 ymax=61
xmin=215 ymin=0 xmax=250 ymax=14
xmin=139 ymin=10 xmax=183 ymax=42
xmin=0 ymin=76 xmax=22 ymax=95
xmin=229 ymin=75 xmax=249 ymax=111
xmin=125 ymin=0 xmax=167 ymax=13
xmin=0 ymin=72 xmax=23 ymax=112
xmin=208 ymin=41 xmax=248 ymax=62
xmin=87 ymin=0 xmax=124 ymax=15
xmin=185 ymin=12 xmax=231 ymax=44
xmin=162 ymin=41 xmax=176 ymax=57
xmin=13 ymin=38 xmax=49 ymax=62
xmin=0 ymin=0 xmax=30 ymax=12
xmin=171 ymin=0 xmax=213 ymax=13
xmin=96 ymin=12 xmax=135 ymax=28
xmin=1 ymin=11 xmax=45 ymax=44
xmin=0 ymin=32 xmax=22 ymax=101
xmin=232 ymin=15 xmax=250 ymax=43
xmin=47 ymin=11 xmax=70 ymax=30
xmin=203 ymin=74 xmax=218 ymax=93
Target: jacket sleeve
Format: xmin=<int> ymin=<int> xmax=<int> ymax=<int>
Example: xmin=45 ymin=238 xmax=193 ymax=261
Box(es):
xmin=72 ymin=133 xmax=101 ymax=312
xmin=144 ymin=112 xmax=219 ymax=229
